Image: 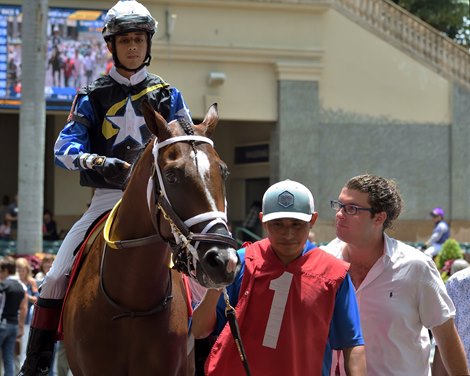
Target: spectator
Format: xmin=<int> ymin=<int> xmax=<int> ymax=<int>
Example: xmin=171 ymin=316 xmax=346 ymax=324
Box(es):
xmin=14 ymin=258 xmax=38 ymax=374
xmin=0 ymin=256 xmax=28 ymax=376
xmin=192 ymin=180 xmax=366 ymax=375
xmin=0 ymin=195 xmax=11 ymax=225
xmin=307 ymin=229 xmax=316 ymax=247
xmin=42 ymin=210 xmax=59 ymax=241
xmin=5 ymin=195 xmax=17 ymax=240
xmin=82 ymin=51 xmax=94 ymax=85
xmin=63 ymin=57 xmax=75 ymax=88
xmin=72 ymin=49 xmax=83 ymax=88
xmin=0 ymin=218 xmax=11 ymax=240
xmin=323 ymin=174 xmax=468 ymax=375
xmin=432 ymin=259 xmax=470 ymax=375
xmin=49 ymin=46 xmax=63 ymax=87
xmin=54 ymin=341 xmax=70 ymax=376
xmin=423 ymin=207 xmax=450 ymax=258
xmin=34 ymin=255 xmax=55 ymax=288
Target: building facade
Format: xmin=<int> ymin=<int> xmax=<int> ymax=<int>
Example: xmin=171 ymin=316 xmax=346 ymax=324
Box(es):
xmin=1 ymin=0 xmax=469 ymax=243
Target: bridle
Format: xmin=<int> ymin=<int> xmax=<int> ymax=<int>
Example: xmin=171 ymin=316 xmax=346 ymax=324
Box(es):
xmin=102 ymin=127 xmax=237 ymax=279
xmin=147 ymin=133 xmax=238 ymax=279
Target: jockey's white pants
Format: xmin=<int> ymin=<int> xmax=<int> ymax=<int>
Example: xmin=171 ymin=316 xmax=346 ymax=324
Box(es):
xmin=39 ymin=188 xmax=123 ymax=300
xmin=424 ymin=244 xmax=442 ymax=258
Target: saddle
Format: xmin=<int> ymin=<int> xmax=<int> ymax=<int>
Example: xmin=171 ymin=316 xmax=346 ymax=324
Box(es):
xmin=57 ymin=212 xmax=110 ymax=337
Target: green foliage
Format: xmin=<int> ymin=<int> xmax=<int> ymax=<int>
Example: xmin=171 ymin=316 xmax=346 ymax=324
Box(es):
xmin=435 ymin=238 xmax=464 ymax=282
xmin=392 ymin=0 xmax=469 ymax=43
xmin=456 ymin=17 xmax=470 ymax=45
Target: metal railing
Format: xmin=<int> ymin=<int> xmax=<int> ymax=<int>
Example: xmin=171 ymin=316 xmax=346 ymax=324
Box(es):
xmin=334 ymin=0 xmax=470 ymax=87
xmin=234 ymin=227 xmax=262 ymax=247
xmin=0 ymin=240 xmax=62 ymax=256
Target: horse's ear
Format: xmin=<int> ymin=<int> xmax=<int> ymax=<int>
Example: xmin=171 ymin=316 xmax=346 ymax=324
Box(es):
xmin=141 ymin=99 xmax=171 ymax=139
xmin=200 ymin=103 xmax=218 ymax=137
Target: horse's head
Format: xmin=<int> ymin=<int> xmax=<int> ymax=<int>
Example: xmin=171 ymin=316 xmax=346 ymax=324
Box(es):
xmin=141 ymin=100 xmax=241 ymax=289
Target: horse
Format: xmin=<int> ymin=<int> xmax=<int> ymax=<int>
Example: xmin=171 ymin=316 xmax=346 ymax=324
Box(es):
xmin=62 ymin=100 xmax=241 ymax=375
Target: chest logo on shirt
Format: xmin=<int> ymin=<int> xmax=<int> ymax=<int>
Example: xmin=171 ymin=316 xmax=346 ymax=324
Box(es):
xmin=105 ymin=96 xmax=145 ymax=147
xmin=101 ymin=83 xmax=166 ymax=147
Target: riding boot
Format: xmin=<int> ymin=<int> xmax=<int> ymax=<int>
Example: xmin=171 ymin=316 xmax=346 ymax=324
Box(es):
xmin=18 ymin=298 xmax=63 ymax=376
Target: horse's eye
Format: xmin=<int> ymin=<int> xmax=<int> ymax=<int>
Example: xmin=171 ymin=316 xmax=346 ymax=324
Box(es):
xmin=165 ymin=171 xmax=178 ymax=184
xmin=220 ymin=163 xmax=230 ymax=181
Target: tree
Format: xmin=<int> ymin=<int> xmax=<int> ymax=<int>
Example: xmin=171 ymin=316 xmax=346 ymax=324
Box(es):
xmin=17 ymin=0 xmax=48 ymax=254
xmin=392 ymin=0 xmax=469 ymax=43
xmin=456 ymin=16 xmax=470 ymax=45
xmin=435 ymin=239 xmax=464 ymax=282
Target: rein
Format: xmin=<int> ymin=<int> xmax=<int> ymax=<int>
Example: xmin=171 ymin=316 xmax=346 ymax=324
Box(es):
xmin=103 ymin=199 xmax=164 ymax=249
xmin=223 ymin=288 xmax=252 ymax=376
xmin=148 ymin=134 xmax=238 ymax=279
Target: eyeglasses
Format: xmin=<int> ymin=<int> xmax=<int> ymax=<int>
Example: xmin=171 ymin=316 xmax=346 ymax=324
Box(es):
xmin=330 ymin=200 xmax=374 ymax=215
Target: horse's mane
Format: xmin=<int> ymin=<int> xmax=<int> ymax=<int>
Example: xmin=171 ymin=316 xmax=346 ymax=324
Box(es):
xmin=121 ymin=136 xmax=156 ymax=190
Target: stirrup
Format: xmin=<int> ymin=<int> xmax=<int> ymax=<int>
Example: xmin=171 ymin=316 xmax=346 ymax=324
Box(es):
xmin=37 ymin=366 xmax=50 ymax=376
xmin=17 ymin=353 xmax=52 ymax=376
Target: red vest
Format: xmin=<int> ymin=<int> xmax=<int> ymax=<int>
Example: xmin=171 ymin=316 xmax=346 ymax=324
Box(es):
xmin=205 ymin=238 xmax=349 ymax=376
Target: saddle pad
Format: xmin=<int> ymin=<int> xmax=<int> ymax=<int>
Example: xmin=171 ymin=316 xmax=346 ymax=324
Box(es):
xmin=58 ymin=212 xmax=109 ymax=337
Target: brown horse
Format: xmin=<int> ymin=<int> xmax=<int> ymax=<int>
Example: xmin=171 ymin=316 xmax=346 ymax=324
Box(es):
xmin=62 ymin=100 xmax=240 ymax=375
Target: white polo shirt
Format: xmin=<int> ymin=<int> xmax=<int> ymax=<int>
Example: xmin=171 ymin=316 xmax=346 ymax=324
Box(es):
xmin=322 ymin=234 xmax=455 ymax=376
xmin=445 ymin=267 xmax=470 ymax=367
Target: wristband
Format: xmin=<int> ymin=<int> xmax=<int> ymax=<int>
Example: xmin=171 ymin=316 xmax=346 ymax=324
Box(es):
xmin=78 ymin=153 xmax=95 ymax=170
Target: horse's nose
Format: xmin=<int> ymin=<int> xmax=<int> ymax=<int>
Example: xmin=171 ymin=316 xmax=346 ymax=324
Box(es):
xmin=202 ymin=247 xmax=238 ymax=275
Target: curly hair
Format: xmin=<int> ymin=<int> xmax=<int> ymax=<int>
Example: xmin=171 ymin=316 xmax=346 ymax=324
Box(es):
xmin=345 ymin=174 xmax=403 ymax=230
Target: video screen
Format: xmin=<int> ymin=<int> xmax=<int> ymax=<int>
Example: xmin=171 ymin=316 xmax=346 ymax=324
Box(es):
xmin=0 ymin=5 xmax=109 ymax=110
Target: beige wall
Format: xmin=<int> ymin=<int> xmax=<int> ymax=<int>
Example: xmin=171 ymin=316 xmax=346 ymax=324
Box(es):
xmin=321 ymin=9 xmax=451 ymax=124
xmin=43 ymin=0 xmax=451 ymax=125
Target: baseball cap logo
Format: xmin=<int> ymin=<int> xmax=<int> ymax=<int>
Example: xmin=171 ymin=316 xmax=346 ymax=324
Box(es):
xmin=278 ymin=191 xmax=294 ymax=208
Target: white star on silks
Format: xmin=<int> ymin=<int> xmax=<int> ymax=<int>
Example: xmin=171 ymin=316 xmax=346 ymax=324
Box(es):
xmin=107 ymin=97 xmax=146 ymax=147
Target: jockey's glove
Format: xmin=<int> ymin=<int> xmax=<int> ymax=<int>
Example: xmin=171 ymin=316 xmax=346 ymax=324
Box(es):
xmin=78 ymin=153 xmax=130 ymax=181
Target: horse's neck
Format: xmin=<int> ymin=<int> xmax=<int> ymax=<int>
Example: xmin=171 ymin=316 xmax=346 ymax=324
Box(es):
xmin=104 ymin=146 xmax=173 ymax=302
xmin=113 ymin=148 xmax=155 ymax=240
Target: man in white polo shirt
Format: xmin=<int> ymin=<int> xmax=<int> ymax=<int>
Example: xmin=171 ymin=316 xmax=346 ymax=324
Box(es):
xmin=323 ymin=174 xmax=468 ymax=376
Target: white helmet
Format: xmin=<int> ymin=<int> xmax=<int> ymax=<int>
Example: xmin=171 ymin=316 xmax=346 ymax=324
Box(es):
xmin=102 ymin=0 xmax=157 ymax=41
xmin=103 ymin=0 xmax=157 ymax=71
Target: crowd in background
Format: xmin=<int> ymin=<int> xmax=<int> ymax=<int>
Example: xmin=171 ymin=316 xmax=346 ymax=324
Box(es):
xmin=0 ymin=194 xmax=60 ymax=242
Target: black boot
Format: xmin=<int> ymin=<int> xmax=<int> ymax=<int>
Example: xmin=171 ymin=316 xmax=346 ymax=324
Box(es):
xmin=18 ymin=299 xmax=62 ymax=376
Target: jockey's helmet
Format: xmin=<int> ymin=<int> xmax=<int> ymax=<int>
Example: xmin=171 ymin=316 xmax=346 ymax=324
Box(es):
xmin=103 ymin=0 xmax=157 ymax=71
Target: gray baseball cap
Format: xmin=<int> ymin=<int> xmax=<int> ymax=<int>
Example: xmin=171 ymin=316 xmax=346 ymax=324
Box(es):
xmin=261 ymin=180 xmax=315 ymax=223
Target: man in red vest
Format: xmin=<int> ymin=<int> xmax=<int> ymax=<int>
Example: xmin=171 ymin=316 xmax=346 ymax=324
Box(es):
xmin=192 ymin=180 xmax=366 ymax=375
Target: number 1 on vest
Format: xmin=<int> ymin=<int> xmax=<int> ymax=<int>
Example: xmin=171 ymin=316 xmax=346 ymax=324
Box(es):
xmin=262 ymin=271 xmax=293 ymax=349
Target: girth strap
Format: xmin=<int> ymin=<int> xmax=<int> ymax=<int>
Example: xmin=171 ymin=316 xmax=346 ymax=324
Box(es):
xmin=99 ymin=244 xmax=173 ymax=320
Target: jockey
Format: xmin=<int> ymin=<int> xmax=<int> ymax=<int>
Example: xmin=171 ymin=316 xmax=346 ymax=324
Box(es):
xmin=18 ymin=1 xmax=192 ymax=375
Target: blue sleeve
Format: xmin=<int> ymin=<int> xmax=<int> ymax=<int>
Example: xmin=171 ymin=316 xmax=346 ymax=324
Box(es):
xmin=54 ymin=95 xmax=95 ymax=170
xmin=168 ymin=87 xmax=192 ymax=123
xmin=214 ymin=248 xmax=246 ymax=335
xmin=329 ymin=274 xmax=364 ymax=349
xmin=322 ymin=274 xmax=364 ymax=375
